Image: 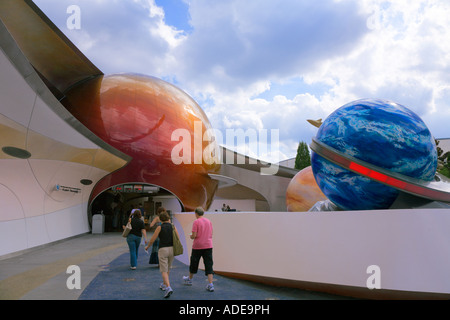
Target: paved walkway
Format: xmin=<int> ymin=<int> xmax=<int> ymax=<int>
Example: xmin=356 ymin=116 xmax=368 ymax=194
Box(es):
xmin=0 ymin=232 xmax=350 ymax=301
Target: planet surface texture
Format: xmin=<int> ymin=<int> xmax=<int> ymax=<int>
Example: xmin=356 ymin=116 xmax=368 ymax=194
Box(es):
xmin=311 ymin=99 xmax=438 ymax=210
xmin=286 ymin=166 xmax=328 ymax=212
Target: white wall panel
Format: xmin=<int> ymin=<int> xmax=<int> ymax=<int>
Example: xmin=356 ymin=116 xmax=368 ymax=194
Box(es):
xmin=0 ymin=158 xmax=108 ymax=255
xmin=44 ymin=204 xmax=89 ymax=242
xmin=28 ymin=94 xmax=99 ymax=149
xmin=0 ymin=25 xmax=127 ymax=257
xmin=0 ymin=219 xmax=28 ymax=256
xmin=175 ymin=209 xmax=450 ymax=296
xmin=0 ymin=49 xmax=35 ymax=128
xmin=0 ymin=183 xmax=24 ymax=221
xmin=0 ymin=160 xmax=45 ymax=219
xmin=25 ymin=214 xmax=52 ymax=249
xmin=0 ymin=204 xmax=90 ymax=257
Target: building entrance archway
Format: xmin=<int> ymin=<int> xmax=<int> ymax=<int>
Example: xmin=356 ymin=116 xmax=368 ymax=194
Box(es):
xmin=89 ymin=183 xmax=183 ymax=232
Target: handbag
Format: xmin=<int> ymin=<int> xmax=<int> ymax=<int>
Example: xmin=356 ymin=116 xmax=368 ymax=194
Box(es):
xmin=122 ymin=221 xmax=132 ymax=237
xmin=172 ymin=224 xmax=183 ymax=256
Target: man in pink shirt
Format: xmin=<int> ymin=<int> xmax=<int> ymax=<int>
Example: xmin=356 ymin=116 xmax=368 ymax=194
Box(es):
xmin=183 ymin=207 xmax=214 ymax=292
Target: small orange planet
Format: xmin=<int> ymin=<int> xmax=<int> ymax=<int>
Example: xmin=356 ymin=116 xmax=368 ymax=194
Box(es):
xmin=286 ymin=166 xmax=328 ymax=212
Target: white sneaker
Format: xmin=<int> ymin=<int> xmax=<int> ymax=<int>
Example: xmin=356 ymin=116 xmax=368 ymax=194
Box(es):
xmin=206 ymin=283 xmax=214 ymax=292
xmin=183 ymin=276 xmax=192 ymax=286
xmin=164 ymin=287 xmax=173 ymax=298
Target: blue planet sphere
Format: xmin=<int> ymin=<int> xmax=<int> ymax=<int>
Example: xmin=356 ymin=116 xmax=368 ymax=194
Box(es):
xmin=311 ymin=99 xmax=438 ymax=210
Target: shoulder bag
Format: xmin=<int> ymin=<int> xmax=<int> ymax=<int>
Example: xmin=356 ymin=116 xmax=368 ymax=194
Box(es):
xmin=172 ymin=224 xmax=183 ymax=256
xmin=122 ymin=221 xmax=132 ymax=237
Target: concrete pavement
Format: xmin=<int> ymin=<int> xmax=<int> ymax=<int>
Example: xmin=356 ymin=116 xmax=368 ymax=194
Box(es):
xmin=0 ymin=232 xmax=350 ymax=301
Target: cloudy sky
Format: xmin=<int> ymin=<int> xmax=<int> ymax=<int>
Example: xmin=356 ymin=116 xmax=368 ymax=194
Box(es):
xmin=33 ymin=0 xmax=450 ymax=163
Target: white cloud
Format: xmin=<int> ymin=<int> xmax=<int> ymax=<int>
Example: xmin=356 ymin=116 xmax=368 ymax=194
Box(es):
xmin=136 ymin=0 xmax=187 ymax=48
xmin=297 ymin=0 xmax=450 ymax=141
xmin=32 ymin=0 xmax=450 ymax=162
xmin=34 ymin=0 xmax=185 ymax=76
xmin=174 ymin=0 xmax=367 ymax=93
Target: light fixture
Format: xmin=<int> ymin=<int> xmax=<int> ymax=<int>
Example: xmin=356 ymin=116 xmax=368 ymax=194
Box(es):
xmin=80 ymin=179 xmax=93 ymax=185
xmin=2 ymin=146 xmax=31 ymax=159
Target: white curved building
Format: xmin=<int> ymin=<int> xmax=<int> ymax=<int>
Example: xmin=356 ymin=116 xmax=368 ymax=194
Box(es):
xmin=1 ymin=0 xmax=450 ymax=300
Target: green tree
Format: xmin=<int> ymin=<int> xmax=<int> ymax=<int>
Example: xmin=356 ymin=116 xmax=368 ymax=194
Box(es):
xmin=295 ymin=141 xmax=311 ymax=170
xmin=436 ymin=140 xmax=450 ymax=178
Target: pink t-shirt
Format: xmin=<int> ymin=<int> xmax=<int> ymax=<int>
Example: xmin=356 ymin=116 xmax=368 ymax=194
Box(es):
xmin=192 ymin=217 xmax=213 ymax=249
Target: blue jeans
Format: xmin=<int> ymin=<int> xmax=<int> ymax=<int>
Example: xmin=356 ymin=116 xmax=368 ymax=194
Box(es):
xmin=126 ymin=234 xmax=141 ymax=267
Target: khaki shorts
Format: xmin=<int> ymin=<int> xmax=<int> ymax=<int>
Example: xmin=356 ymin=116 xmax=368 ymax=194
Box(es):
xmin=158 ymin=247 xmax=174 ymax=273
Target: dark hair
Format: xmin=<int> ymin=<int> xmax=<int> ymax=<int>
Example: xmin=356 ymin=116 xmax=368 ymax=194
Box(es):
xmin=159 ymin=211 xmax=170 ymax=222
xmin=194 ymin=207 xmax=204 ymax=216
xmin=156 ymin=207 xmax=166 ymax=215
xmin=132 ymin=210 xmax=141 ymax=219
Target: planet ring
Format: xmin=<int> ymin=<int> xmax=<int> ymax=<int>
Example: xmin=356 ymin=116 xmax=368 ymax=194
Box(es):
xmin=310 ymin=138 xmax=450 ymax=203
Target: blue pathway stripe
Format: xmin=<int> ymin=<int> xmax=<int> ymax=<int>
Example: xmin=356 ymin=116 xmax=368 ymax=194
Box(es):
xmin=79 ymin=245 xmax=348 ymax=300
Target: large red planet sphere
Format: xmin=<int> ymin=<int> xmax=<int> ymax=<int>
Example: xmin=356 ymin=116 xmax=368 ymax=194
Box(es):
xmin=61 ymin=73 xmax=221 ymax=211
